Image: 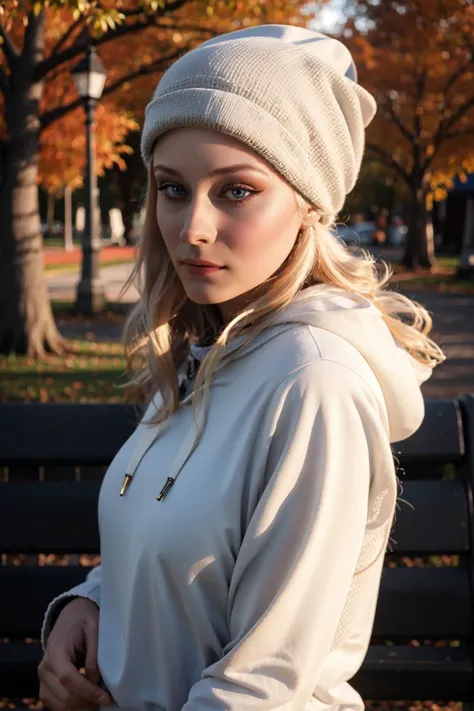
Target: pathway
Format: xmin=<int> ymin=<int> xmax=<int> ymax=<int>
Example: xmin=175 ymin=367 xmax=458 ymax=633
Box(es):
xmin=48 ymin=262 xmax=474 ymax=398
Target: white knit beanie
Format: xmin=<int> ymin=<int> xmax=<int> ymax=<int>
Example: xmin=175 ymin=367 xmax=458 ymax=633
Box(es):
xmin=141 ymin=24 xmax=377 ymax=221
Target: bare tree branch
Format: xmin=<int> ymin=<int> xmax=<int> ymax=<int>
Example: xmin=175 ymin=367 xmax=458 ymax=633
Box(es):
xmin=101 ymin=46 xmax=187 ymax=96
xmin=413 ymin=69 xmax=426 ymax=140
xmin=441 ymin=60 xmax=473 ymax=102
xmin=40 ymin=46 xmax=187 ymax=130
xmin=22 ymin=10 xmax=45 ymax=65
xmin=443 ymin=128 xmax=474 ymax=140
xmin=40 ymin=96 xmax=83 ymax=130
xmin=0 ymin=25 xmax=20 ymax=68
xmin=35 ymin=0 xmax=188 ymax=81
xmin=432 ymin=53 xmax=474 ymax=147
xmin=52 ymin=15 xmax=86 ymax=55
xmin=441 ymin=95 xmax=474 ymax=138
xmin=385 ymin=94 xmax=415 ymax=144
xmin=366 ymin=142 xmax=411 ymax=184
xmin=0 ymin=64 xmax=10 ymax=97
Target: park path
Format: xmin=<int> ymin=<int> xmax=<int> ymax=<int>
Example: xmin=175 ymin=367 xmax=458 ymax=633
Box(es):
xmin=407 ymin=289 xmax=474 ymax=398
xmin=47 ymin=262 xmax=138 ymax=302
xmin=49 ymin=261 xmax=474 ymax=398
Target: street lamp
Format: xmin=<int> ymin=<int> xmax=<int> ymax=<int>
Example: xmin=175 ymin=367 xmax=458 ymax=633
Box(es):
xmin=71 ymin=44 xmax=108 ymax=314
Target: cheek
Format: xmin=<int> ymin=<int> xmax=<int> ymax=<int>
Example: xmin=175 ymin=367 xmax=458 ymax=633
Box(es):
xmin=156 ymin=206 xmax=178 ymax=249
xmin=228 ymin=201 xmax=298 ymax=258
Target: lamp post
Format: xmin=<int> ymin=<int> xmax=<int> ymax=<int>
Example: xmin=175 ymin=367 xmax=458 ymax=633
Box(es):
xmin=71 ymin=44 xmax=108 ymax=313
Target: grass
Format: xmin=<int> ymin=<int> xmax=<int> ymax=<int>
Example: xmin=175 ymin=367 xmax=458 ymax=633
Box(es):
xmin=45 ymin=256 xmax=134 ymax=274
xmin=3 ymin=251 xmax=474 ymax=403
xmin=44 ymin=237 xmax=82 ymax=248
xmin=387 ymin=255 xmax=474 ymax=292
xmin=0 ymin=339 xmax=130 ymax=403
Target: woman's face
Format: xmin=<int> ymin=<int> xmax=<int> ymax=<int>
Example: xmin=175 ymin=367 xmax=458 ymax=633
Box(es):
xmin=152 ymin=127 xmax=313 ymax=322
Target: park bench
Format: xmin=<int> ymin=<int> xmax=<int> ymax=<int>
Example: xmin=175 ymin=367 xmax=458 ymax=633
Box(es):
xmin=1 ymin=396 xmax=474 ymax=708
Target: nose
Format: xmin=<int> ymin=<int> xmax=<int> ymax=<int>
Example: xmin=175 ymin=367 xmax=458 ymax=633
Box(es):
xmin=180 ymin=194 xmax=218 ymax=245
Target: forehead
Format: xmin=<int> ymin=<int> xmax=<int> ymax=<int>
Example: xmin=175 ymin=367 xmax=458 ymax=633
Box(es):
xmin=151 ymin=126 xmax=273 ymax=173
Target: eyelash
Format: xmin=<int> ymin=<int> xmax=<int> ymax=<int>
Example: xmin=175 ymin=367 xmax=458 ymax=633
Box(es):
xmin=156 ymin=182 xmax=257 ymax=206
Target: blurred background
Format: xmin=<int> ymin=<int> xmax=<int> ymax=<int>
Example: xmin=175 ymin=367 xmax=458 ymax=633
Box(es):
xmin=1 ymin=0 xmax=473 ymax=402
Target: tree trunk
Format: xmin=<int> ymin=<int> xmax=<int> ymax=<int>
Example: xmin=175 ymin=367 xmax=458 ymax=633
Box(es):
xmin=46 ymin=191 xmax=55 ymax=238
xmin=0 ymin=12 xmax=66 ymax=357
xmin=402 ymin=185 xmax=436 ymax=269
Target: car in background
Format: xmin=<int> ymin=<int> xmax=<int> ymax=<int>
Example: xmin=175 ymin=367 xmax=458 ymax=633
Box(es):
xmin=336 ymin=221 xmax=375 ymax=246
xmin=388 ymin=221 xmax=408 ymax=246
xmin=336 ymin=220 xmax=407 ymax=247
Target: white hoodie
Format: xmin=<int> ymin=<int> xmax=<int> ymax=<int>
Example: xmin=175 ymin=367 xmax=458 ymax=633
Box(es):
xmin=42 ymin=285 xmax=431 ymax=711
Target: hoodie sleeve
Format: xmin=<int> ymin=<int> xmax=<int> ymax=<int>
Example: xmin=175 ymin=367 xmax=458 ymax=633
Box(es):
xmin=41 ymin=565 xmax=102 ymax=651
xmin=182 ymin=359 xmax=395 ymax=711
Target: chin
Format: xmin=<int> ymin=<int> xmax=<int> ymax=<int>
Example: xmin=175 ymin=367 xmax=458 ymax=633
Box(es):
xmin=183 ymin=285 xmax=230 ymax=306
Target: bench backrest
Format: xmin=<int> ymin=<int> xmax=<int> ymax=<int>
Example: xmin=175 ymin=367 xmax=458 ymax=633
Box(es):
xmin=1 ymin=396 xmax=473 ymax=703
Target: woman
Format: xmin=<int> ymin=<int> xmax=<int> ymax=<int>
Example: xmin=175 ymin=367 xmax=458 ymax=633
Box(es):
xmin=38 ymin=24 xmax=444 ymax=711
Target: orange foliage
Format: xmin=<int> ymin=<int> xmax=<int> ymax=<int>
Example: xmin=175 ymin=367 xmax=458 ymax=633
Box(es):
xmin=1 ymin=0 xmax=323 ymax=193
xmin=39 ymin=102 xmax=138 ymax=192
xmin=344 ymin=0 xmax=474 ymax=204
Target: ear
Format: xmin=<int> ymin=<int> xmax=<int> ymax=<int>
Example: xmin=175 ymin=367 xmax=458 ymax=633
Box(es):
xmin=301 ymin=207 xmax=321 ymax=229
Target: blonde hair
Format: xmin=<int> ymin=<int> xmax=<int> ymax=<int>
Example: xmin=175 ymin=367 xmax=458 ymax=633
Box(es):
xmin=122 ymin=159 xmax=445 ymax=443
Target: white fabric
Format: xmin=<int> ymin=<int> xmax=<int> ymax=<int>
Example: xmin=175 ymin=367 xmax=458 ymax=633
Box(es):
xmin=140 ymin=24 xmax=377 ymax=219
xmin=42 ymin=285 xmax=430 ymax=711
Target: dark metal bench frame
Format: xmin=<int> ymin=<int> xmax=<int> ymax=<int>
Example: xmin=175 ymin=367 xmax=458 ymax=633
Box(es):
xmin=1 ymin=396 xmax=474 ymax=705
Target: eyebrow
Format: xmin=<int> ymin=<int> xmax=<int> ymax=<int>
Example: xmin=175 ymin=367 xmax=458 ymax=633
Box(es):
xmin=153 ymin=163 xmax=268 ymax=178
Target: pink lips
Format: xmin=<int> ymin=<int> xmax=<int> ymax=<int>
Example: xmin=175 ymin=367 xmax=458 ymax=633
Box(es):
xmin=184 ymin=264 xmax=223 ymax=276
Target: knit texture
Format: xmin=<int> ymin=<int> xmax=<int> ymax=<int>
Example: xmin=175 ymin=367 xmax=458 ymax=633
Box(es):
xmin=141 ymin=24 xmax=377 ymax=220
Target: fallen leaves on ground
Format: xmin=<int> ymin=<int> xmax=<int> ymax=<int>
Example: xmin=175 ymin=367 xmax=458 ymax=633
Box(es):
xmin=0 ymin=339 xmax=134 ymax=403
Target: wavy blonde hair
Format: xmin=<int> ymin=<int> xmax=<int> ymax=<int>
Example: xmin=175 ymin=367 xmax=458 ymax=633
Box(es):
xmin=122 ymin=159 xmax=445 ymax=443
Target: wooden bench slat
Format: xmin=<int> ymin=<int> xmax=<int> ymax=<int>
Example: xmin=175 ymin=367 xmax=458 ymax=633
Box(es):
xmin=390 ymin=479 xmax=470 ymax=553
xmin=0 ymin=565 xmax=91 ymax=638
xmin=0 ymin=400 xmax=464 ymax=466
xmin=393 ymin=399 xmax=464 ymax=462
xmin=0 ymin=642 xmax=471 ymax=701
xmin=0 ymin=403 xmax=138 ymax=465
xmin=0 ymin=479 xmax=469 ymax=555
xmin=0 ymin=482 xmax=100 ymax=554
xmin=0 ymin=566 xmax=92 ymax=638
xmin=0 ymin=565 xmax=470 ymax=640
xmin=373 ymin=567 xmax=472 ymax=638
xmin=353 ymin=644 xmax=473 ymax=701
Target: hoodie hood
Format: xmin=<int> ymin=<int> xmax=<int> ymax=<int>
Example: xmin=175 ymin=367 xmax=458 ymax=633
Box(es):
xmin=189 ymin=285 xmax=432 ymax=444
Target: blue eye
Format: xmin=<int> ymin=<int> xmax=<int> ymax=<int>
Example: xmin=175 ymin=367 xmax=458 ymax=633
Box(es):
xmin=157 ymin=183 xmax=185 ymax=199
xmin=229 ymin=186 xmax=252 ymax=201
xmin=157 ymin=182 xmax=257 ymax=205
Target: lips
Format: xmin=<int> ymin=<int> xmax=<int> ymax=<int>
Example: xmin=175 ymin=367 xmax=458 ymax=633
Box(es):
xmin=182 ymin=262 xmax=224 ymax=277
xmin=181 ymin=261 xmax=222 ymax=268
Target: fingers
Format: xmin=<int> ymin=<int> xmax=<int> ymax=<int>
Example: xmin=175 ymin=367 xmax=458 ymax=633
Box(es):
xmin=39 ymin=666 xmax=98 ymax=711
xmin=38 ymin=655 xmax=110 ymax=708
xmin=84 ymin=619 xmax=100 ymax=686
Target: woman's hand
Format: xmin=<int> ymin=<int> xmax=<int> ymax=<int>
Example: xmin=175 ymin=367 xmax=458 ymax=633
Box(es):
xmin=38 ymin=597 xmax=112 ymax=711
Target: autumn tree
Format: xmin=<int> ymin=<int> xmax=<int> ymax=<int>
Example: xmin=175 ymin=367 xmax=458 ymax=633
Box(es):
xmin=0 ymin=0 xmax=320 ymax=357
xmin=0 ymin=1 xmax=211 ymax=357
xmin=343 ymin=0 xmax=474 ymax=268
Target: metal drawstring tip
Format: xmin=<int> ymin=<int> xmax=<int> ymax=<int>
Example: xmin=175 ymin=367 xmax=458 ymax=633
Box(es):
xmin=157 ymin=477 xmax=175 ymax=502
xmin=120 ymin=474 xmax=133 ymax=497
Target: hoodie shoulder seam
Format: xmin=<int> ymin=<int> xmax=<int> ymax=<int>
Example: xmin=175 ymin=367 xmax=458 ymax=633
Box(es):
xmin=276 ymin=355 xmax=380 ymax=405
